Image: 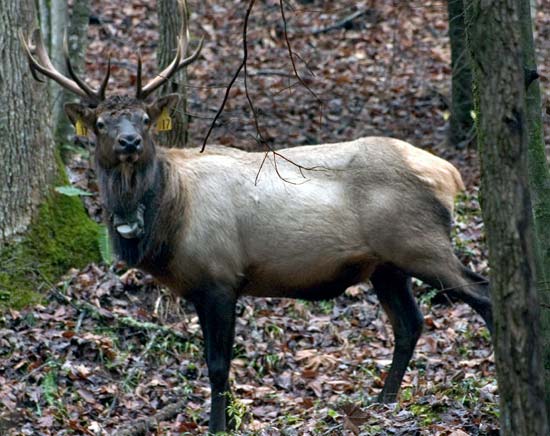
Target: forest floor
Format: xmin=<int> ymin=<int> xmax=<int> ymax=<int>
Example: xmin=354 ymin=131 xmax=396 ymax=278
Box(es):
xmin=2 ymin=0 xmax=550 ymax=434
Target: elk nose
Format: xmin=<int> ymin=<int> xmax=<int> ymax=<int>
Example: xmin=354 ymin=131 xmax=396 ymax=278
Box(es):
xmin=117 ymin=134 xmax=142 ymax=153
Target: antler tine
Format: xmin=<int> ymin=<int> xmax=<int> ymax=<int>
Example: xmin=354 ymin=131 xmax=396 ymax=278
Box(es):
xmin=63 ymin=32 xmax=111 ymax=103
xmin=98 ymin=55 xmax=112 ymax=100
xmin=179 ymin=0 xmax=190 ymax=55
xmin=136 ymin=50 xmax=143 ymax=99
xmin=137 ymin=0 xmax=204 ymax=100
xmin=20 ymin=29 xmax=91 ymax=100
xmin=63 ymin=31 xmax=98 ymax=99
xmin=137 ymin=37 xmax=183 ymax=99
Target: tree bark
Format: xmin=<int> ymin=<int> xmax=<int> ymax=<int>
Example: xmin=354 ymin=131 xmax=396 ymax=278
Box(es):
xmin=49 ymin=0 xmax=68 ymax=135
xmin=0 ymin=0 xmax=100 ymax=309
xmin=157 ymin=0 xmax=188 ymax=148
xmin=56 ymin=0 xmax=91 ymax=148
xmin=0 ymin=0 xmax=56 ymax=243
xmin=447 ymin=0 xmax=474 ymax=148
xmin=465 ymin=0 xmax=549 ymax=434
xmin=38 ymin=0 xmax=49 ymax=49
xmin=518 ymin=0 xmax=550 ymax=418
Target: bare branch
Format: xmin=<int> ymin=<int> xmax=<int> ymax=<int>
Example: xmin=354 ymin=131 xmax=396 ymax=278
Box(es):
xmin=201 ymin=0 xmax=257 ymax=152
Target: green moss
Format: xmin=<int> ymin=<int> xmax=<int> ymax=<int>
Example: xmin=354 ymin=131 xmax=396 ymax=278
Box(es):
xmin=409 ymin=401 xmax=446 ymax=426
xmin=0 ymin=160 xmax=100 ymax=309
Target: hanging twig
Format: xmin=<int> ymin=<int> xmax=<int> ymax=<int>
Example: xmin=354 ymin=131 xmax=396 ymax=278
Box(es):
xmin=202 ymin=0 xmax=328 ymax=184
xmin=250 ymin=1 xmax=326 ymax=183
xmin=201 ymin=0 xmax=256 ymax=152
xmin=279 ymin=0 xmax=322 ymax=107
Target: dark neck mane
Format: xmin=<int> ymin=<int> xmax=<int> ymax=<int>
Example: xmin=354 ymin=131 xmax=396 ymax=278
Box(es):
xmin=97 ymin=155 xmax=171 ymax=269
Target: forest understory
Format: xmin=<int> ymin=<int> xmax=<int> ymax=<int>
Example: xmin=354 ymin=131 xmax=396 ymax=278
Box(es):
xmin=1 ymin=0 xmax=550 ymax=434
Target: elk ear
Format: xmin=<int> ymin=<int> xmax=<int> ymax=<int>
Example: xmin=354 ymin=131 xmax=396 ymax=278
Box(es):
xmin=147 ymin=94 xmax=180 ymax=123
xmin=64 ymin=103 xmax=96 ymax=129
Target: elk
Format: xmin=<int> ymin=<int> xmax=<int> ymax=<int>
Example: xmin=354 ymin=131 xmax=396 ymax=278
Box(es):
xmin=21 ymin=4 xmax=493 ymax=433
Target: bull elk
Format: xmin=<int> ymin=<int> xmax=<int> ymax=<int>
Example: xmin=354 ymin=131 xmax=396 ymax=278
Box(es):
xmin=21 ymin=2 xmax=493 ymax=432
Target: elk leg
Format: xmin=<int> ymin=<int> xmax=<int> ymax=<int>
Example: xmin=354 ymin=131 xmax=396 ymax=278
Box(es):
xmin=192 ymin=287 xmax=237 ymax=433
xmin=370 ymin=264 xmax=424 ymax=403
xmin=450 ymin=266 xmax=493 ymax=333
xmin=412 ymin=259 xmax=493 ymax=334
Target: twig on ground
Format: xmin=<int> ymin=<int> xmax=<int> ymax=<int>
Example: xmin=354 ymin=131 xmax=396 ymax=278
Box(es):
xmin=310 ymin=9 xmax=368 ymax=35
xmin=50 ymin=289 xmax=188 ymax=341
xmin=113 ymin=396 xmax=191 ymax=436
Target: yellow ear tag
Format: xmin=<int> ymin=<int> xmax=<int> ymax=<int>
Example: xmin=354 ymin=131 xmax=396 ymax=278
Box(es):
xmin=75 ymin=117 xmax=88 ymax=137
xmin=156 ymin=108 xmax=172 ymax=132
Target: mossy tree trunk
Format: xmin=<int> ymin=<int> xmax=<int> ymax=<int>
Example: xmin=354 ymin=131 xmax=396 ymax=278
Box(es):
xmin=157 ymin=0 xmax=188 ymax=148
xmin=447 ymin=0 xmax=474 ymax=148
xmin=0 ymin=0 xmax=100 ymax=308
xmin=465 ymin=0 xmax=548 ymax=434
xmin=518 ymin=0 xmax=550 ymax=418
xmin=0 ymin=0 xmax=56 ymax=242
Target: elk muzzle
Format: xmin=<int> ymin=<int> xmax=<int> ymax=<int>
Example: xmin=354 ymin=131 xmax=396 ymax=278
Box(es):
xmin=116 ymin=133 xmax=143 ymax=157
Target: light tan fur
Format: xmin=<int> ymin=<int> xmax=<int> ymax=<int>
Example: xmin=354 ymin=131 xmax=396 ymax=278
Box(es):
xmin=154 ymin=137 xmax=464 ymax=298
xmin=392 ymin=139 xmax=464 ymax=212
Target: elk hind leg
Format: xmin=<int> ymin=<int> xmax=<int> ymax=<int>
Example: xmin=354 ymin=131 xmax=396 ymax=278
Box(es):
xmin=410 ymin=256 xmax=493 ymax=334
xmin=370 ymin=264 xmax=424 ymax=403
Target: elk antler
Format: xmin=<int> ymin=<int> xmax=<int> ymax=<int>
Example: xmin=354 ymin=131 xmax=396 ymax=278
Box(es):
xmin=136 ymin=0 xmax=204 ymax=100
xmin=20 ymin=28 xmax=110 ymax=105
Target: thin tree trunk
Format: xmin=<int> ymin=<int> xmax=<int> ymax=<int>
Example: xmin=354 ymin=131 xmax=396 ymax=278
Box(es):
xmin=518 ymin=0 xmax=550 ymax=419
xmin=465 ymin=0 xmax=548 ymax=434
xmin=50 ymin=0 xmax=68 ymax=135
xmin=38 ymin=0 xmax=50 ymax=50
xmin=157 ymin=0 xmax=188 ymax=148
xmin=56 ymin=0 xmax=91 ymax=148
xmin=531 ymin=0 xmax=537 ymax=33
xmin=447 ymin=0 xmax=474 ymax=148
xmin=0 ymin=0 xmax=56 ymax=242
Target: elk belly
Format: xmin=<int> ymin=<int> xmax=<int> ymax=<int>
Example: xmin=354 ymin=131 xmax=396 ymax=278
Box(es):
xmin=238 ymin=175 xmax=376 ymax=298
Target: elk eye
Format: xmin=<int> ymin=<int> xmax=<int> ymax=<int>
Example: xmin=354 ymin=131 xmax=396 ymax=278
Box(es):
xmin=143 ymin=114 xmax=150 ymax=126
xmin=96 ymin=119 xmax=106 ymax=131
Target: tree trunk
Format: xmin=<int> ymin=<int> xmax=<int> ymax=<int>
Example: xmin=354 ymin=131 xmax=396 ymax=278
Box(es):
xmin=0 ymin=0 xmax=100 ymax=309
xmin=447 ymin=0 xmax=473 ymax=148
xmin=56 ymin=0 xmax=91 ymax=149
xmin=465 ymin=0 xmax=549 ymax=434
xmin=38 ymin=0 xmax=50 ymax=48
xmin=518 ymin=0 xmax=550 ymax=418
xmin=157 ymin=0 xmax=188 ymax=148
xmin=0 ymin=0 xmax=56 ymax=242
xmin=49 ymin=0 xmax=68 ymax=135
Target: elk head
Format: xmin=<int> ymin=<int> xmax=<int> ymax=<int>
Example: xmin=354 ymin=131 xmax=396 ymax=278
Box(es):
xmin=20 ymin=0 xmax=203 ymax=169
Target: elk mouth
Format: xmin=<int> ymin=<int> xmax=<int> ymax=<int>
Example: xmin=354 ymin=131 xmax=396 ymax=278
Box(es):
xmin=117 ymin=152 xmax=141 ymax=163
xmin=115 ymin=145 xmax=143 ymax=163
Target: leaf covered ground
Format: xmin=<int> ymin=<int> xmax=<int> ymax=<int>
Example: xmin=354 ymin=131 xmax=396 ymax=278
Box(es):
xmin=2 ymin=0 xmax=550 ymax=434
xmin=1 ymin=261 xmax=495 ymax=435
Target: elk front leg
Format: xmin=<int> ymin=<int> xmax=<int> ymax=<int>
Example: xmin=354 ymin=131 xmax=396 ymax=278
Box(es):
xmin=192 ymin=287 xmax=237 ymax=434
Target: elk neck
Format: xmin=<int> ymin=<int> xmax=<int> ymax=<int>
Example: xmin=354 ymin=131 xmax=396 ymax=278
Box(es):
xmin=96 ymin=150 xmax=176 ymax=270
